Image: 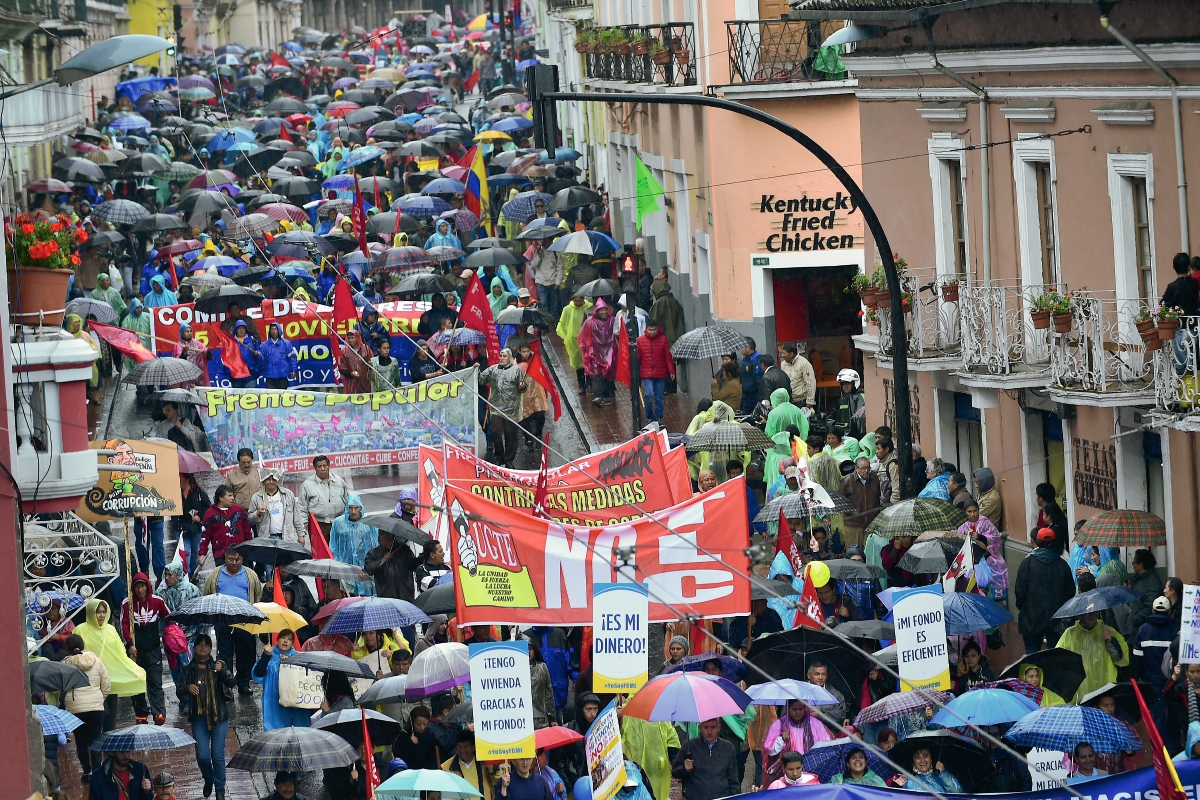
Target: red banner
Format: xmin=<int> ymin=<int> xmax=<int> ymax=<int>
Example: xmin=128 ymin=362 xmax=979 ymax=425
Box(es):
xmin=212 ymin=325 xmax=250 ymax=379
xmin=88 ymin=321 xmax=157 ymax=363
xmin=447 ymin=478 xmax=752 ymax=625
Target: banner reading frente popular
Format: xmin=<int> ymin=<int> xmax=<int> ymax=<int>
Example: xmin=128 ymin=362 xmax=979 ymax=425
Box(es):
xmin=447 ymin=477 xmax=751 ymax=626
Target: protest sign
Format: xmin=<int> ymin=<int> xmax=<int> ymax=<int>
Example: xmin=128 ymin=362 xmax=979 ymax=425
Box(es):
xmin=196 ymin=369 xmax=477 ymax=472
xmin=78 ymin=438 xmax=183 ymax=522
xmin=592 ymin=583 xmax=649 ymax=693
xmin=1180 ymin=585 xmax=1200 ymax=663
xmin=1028 ymin=747 xmax=1069 ymax=791
xmin=149 ymin=298 xmax=428 ymax=387
xmin=892 ymin=584 xmax=950 ymax=691
xmin=585 ymin=700 xmax=627 ymax=800
xmin=447 ymin=478 xmax=751 ymax=626
xmin=469 ymin=640 xmax=536 ymax=760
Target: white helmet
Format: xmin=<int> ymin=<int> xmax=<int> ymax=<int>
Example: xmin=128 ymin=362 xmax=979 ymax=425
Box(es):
xmin=836 ymin=368 xmax=861 ymax=390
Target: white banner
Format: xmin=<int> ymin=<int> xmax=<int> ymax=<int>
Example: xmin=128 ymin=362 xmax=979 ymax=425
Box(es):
xmin=893 ymin=584 xmax=950 ymax=691
xmin=469 ymin=640 xmax=536 ymax=760
xmin=593 ymin=583 xmax=649 ymax=694
xmin=1180 ymin=585 xmax=1200 ymax=663
xmin=1028 ymin=747 xmax=1068 ymax=790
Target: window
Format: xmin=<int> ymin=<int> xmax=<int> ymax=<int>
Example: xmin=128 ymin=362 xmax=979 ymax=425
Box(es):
xmin=948 ymin=160 xmax=967 ymax=278
xmin=928 ymin=134 xmax=968 ymax=281
xmin=1132 ymin=177 xmax=1154 ymax=302
xmin=1013 ymin=138 xmax=1059 ymax=293
xmin=1034 ymin=162 xmax=1057 ymax=285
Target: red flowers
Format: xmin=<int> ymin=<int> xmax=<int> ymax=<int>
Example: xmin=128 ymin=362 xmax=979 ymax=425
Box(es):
xmin=27 ymin=240 xmax=61 ymax=261
xmin=20 ymin=224 xmax=34 ymax=235
xmin=49 ymin=222 xmax=61 ymax=233
xmin=75 ymin=228 xmax=88 ymax=244
xmin=70 ymin=253 xmax=81 ymax=266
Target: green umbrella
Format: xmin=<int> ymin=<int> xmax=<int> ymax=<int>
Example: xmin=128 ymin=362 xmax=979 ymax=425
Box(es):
xmin=864 ymin=497 xmax=967 ymax=538
xmin=377 ymin=769 xmax=482 ymax=799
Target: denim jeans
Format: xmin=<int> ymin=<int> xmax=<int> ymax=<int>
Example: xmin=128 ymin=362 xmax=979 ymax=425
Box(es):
xmin=537 ymin=283 xmax=562 ymax=318
xmin=641 ymin=378 xmax=665 ymax=421
xmin=134 ymin=517 xmax=165 ymax=580
xmin=192 ymin=718 xmax=230 ymax=788
xmin=183 ymin=528 xmax=202 ymax=579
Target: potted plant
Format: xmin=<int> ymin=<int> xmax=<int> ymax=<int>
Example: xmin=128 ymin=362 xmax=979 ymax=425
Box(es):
xmin=649 ymin=39 xmax=670 ymax=65
xmin=611 ymin=29 xmax=631 ymax=56
xmin=900 ymin=291 xmax=915 ymax=313
xmin=940 ymin=276 xmax=960 ymax=303
xmin=1030 ymin=290 xmax=1055 ymax=329
xmin=671 ymin=36 xmax=690 ymax=66
xmin=862 ymin=307 xmax=879 ymax=329
xmin=630 ymin=30 xmax=649 ymax=56
xmin=597 ymin=28 xmax=625 ymax=55
xmin=1156 ymin=305 xmax=1183 ymax=340
xmin=847 ymin=273 xmax=875 ymax=304
xmin=1050 ymin=291 xmax=1074 ymax=334
xmin=1134 ymin=306 xmax=1157 ymax=339
xmin=575 ymin=30 xmax=593 ymax=53
xmin=6 ymin=213 xmax=80 ymax=326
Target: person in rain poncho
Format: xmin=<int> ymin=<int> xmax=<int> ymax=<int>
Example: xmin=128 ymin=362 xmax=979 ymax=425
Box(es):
xmin=488 ymin=275 xmax=512 ymax=317
xmin=1175 ymin=722 xmax=1200 ymax=762
xmin=120 ymin=299 xmax=152 ymax=369
xmin=1069 ymin=543 xmax=1124 ymax=587
xmin=684 ymin=399 xmax=714 ymax=483
xmin=761 ymin=699 xmax=832 ymax=785
xmin=320 ymin=146 xmax=346 ymax=178
xmin=156 ymin=560 xmax=202 ymax=683
xmin=578 ymin=298 xmax=618 ymax=406
xmin=144 ymin=273 xmax=177 ymax=308
xmin=173 ymin=323 xmax=211 ymax=388
xmin=959 ymin=499 xmax=1008 ymax=601
xmin=919 ymin=468 xmax=952 ymax=501
xmin=329 ymin=494 xmax=378 ymax=596
xmin=425 ymin=218 xmax=462 ymax=251
xmin=252 ymin=628 xmax=312 ymax=730
xmin=91 ymin=270 xmax=127 ymax=319
xmin=556 ymin=295 xmax=591 ymax=392
xmin=649 ymin=274 xmax=686 ymax=344
xmin=691 ymin=400 xmax=746 ymax=482
xmin=764 ymin=388 xmax=808 ymax=441
xmin=807 ymin=434 xmax=843 ymax=493
xmin=75 ymin=598 xmax=147 ymax=698
xmin=763 ymin=432 xmax=793 ymax=490
xmin=1016 ymin=664 xmax=1064 ymax=707
xmin=893 ymin=746 xmax=963 ymax=793
xmin=614 ymin=760 xmax=657 ymax=800
xmin=1056 ymin=609 xmax=1130 ymax=702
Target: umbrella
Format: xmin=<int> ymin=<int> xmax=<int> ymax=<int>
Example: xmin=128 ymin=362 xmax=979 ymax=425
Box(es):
xmin=65 ymin=298 xmax=117 ymax=324
xmin=622 ymin=673 xmax=751 ymax=723
xmin=500 ymin=191 xmax=553 ymax=224
xmin=26 ymin=177 xmax=72 ymax=193
xmin=312 ymin=597 xmax=368 ymax=627
xmin=283 ymin=559 xmax=370 ymax=582
xmin=803 ymin=737 xmax=894 ymax=783
xmin=744 ymin=679 xmax=839 ymax=707
xmin=1053 ymin=586 xmax=1143 ymax=619
xmin=572 ymin=278 xmax=621 ymax=300
xmin=226 ymin=212 xmax=278 ymax=239
xmin=889 ymin=730 xmax=993 ymax=791
xmin=123 ymin=358 xmax=202 ymax=387
xmin=754 ymin=489 xmax=856 ymax=522
xmin=1075 ymin=509 xmax=1166 ymax=547
xmin=421 ymin=178 xmax=466 ymax=195
xmin=29 ymin=660 xmax=89 ymax=694
xmin=406 ymin=642 xmax=470 ymax=696
xmin=56 ymin=157 xmax=107 ymax=183
xmin=339 ymin=145 xmax=387 ymax=171
xmin=896 ymin=540 xmax=954 ymax=574
xmin=489 ymin=92 xmax=528 ymax=108
xmin=33 ymin=704 xmax=82 ymax=736
xmin=998 ymin=649 xmax=1086 ymax=702
xmin=272 ymin=176 xmax=321 ymax=199
xmin=931 ymin=688 xmax=1040 ymax=730
xmin=230 ymin=264 xmax=274 ymax=286
xmin=361 ymin=513 xmax=432 ymax=546
xmin=116 ymin=152 xmax=170 ymax=176
xmin=943 ymin=591 xmax=1013 ymax=634
xmin=685 ymin=423 xmax=774 ymax=453
xmin=153 ymin=162 xmax=202 ymax=183
xmin=228 ymin=147 xmax=287 ymax=179
xmin=188 ymin=169 xmax=240 ymax=189
xmin=855 ymin=690 xmax=952 ymax=726
xmin=283 ymin=650 xmax=377 ymax=679
xmin=1079 ymin=682 xmax=1147 ymax=723
xmin=90 ymin=724 xmax=195 ymax=751
xmin=169 ymin=594 xmax=268 ymax=626
xmin=356 ymin=675 xmax=409 ymax=707
xmin=835 ymin=620 xmax=895 ymax=640
xmin=869 ymin=644 xmax=897 ymax=668
xmin=398 ymin=140 xmax=444 ymax=159
xmin=494 ymin=306 xmax=555 ymax=327
xmin=750 ymin=576 xmax=800 ymax=602
xmin=232 ymin=538 xmax=311 ymax=566
xmin=547 ymin=229 xmax=621 ymax=256
xmin=265 ymin=97 xmax=310 ymax=115
xmin=91 ymin=199 xmax=149 ymax=225
xmin=177 ymin=449 xmax=213 ymax=474
xmin=258 ymin=203 xmax=309 ymax=224
xmin=426 ymin=246 xmax=466 ymax=262
xmin=541 ymin=146 xmax=584 ymax=163
xmin=377 ymin=770 xmax=482 ymax=800
xmin=865 ymin=498 xmax=968 ymax=538
xmin=177 ymin=190 xmax=240 ymax=216
xmin=130 ymin=213 xmax=186 ymax=234
xmin=375 ymin=246 xmax=436 ymax=273
xmin=747 ymin=628 xmax=862 ymax=707
xmin=533 ymin=726 xmax=585 ymax=752
xmin=185 ymin=273 xmax=234 ymax=289
xmin=85 ymin=230 xmax=125 ymax=247
xmin=979 ymin=678 xmax=1045 ymax=704
xmin=662 ymin=653 xmax=748 ymax=682
xmin=394 ymin=194 xmax=451 ymax=216
xmin=395 ymin=272 xmax=456 ymax=294
xmin=670 ymin=326 xmax=750 ymax=360
xmin=194 ymin=285 xmax=263 ymax=315
xmin=367 ymin=212 xmax=421 ymax=235
xmin=467 ymin=236 xmax=521 ymax=251
xmin=228 ymin=727 xmax=357 ymax=772
xmin=313 ymin=708 xmax=402 ymax=743
xmin=549 ymin=186 xmax=600 ymax=211
xmin=322 ymin=597 xmax=431 ymax=635
xmin=517 ymin=221 xmax=566 ymax=241
xmin=234 ymin=602 xmax=308 ymax=635
xmin=413 ymin=581 xmax=455 ymax=615
xmin=1005 ymin=705 xmax=1142 ymax=754
xmin=820 ymin=558 xmax=886 ymax=582
xmin=464 ymin=247 xmax=521 ymax=270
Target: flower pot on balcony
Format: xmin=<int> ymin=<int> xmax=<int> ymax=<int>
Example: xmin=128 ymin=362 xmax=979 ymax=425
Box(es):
xmin=858 ymin=287 xmax=877 ymax=306
xmin=1158 ymin=319 xmax=1178 ymax=341
xmin=632 ymin=40 xmax=649 ymax=56
xmin=876 ymin=291 xmax=892 ymax=309
xmin=1031 ymin=310 xmax=1051 ymax=330
xmin=616 ymin=43 xmax=631 ymax=55
xmin=1051 ymin=312 xmax=1074 ymax=334
xmin=901 ymin=300 xmax=912 ymax=314
xmin=7 ymin=265 xmax=72 ymax=326
xmin=652 ymin=50 xmax=671 ymax=65
xmin=1136 ymin=318 xmax=1157 ymax=337
xmin=675 ymin=50 xmax=691 ymax=66
xmin=940 ymin=283 xmax=959 ymax=302
xmin=575 ymin=41 xmax=588 ymax=53
xmin=1144 ymin=335 xmax=1163 ymax=352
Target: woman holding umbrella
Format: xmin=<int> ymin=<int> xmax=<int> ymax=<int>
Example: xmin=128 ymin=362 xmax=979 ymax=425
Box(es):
xmin=252 ymin=629 xmax=311 ymax=731
xmin=177 ymin=633 xmax=236 ymax=799
xmin=761 ymin=699 xmax=833 ymax=786
xmin=830 ymin=747 xmax=888 ymax=787
xmin=892 ymin=745 xmax=963 ymax=792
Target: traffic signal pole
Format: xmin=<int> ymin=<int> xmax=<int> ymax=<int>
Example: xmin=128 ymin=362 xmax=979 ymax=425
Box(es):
xmin=528 ymin=80 xmax=917 ymax=498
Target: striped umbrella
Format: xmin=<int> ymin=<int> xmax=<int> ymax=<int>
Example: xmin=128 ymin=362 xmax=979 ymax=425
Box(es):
xmin=90 ymin=724 xmax=195 ymax=751
xmin=91 ymin=199 xmax=149 ymax=225
xmin=405 ymin=642 xmax=470 ymax=696
xmin=226 ymin=213 xmax=277 ymax=238
xmin=623 ymin=673 xmax=751 ymax=723
xmin=1075 ymin=509 xmax=1166 ymax=547
xmin=375 ymin=246 xmax=435 ymax=273
xmin=168 ymin=593 xmax=267 ymax=625
xmin=979 ymin=678 xmax=1045 ymax=705
xmin=33 ymin=704 xmax=82 ymax=736
xmin=500 ymin=191 xmax=553 ymax=224
xmin=855 ymin=690 xmax=953 ymax=726
xmin=1005 ymin=705 xmax=1142 ymax=754
xmin=227 ymin=727 xmax=357 ymax=772
xmin=321 ymin=597 xmax=431 ymax=635
xmin=257 ymin=203 xmax=308 ymax=223
xmin=802 ymin=737 xmax=894 ymax=783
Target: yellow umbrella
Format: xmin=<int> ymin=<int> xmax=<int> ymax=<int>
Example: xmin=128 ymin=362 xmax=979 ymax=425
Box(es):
xmin=369 ymin=67 xmax=406 ymax=84
xmin=467 ymin=13 xmax=489 ymax=31
xmin=474 ymin=130 xmax=512 ymax=143
xmin=234 ymin=602 xmax=307 ymax=635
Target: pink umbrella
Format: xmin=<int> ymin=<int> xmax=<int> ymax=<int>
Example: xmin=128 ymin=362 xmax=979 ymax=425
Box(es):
xmin=622 ymin=672 xmax=752 ymax=723
xmin=441 ymin=165 xmax=468 ymax=181
xmin=177 ymin=449 xmax=214 ymax=473
xmin=72 ymin=141 xmax=100 ymax=153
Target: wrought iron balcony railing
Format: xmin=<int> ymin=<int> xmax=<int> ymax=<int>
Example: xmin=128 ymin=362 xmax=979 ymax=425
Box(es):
xmin=1154 ymin=316 xmax=1200 ymax=415
xmin=957 ymin=280 xmax=1061 ymax=384
xmin=874 ymin=268 xmax=961 ymax=361
xmin=726 ymin=19 xmax=848 ymax=85
xmin=1048 ymin=292 xmax=1157 ymax=402
xmin=581 ymin=23 xmax=696 ymax=87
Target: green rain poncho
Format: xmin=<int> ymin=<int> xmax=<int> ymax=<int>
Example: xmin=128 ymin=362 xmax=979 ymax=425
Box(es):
xmin=1056 ymin=620 xmax=1130 ymax=702
xmin=488 ymin=275 xmax=513 ymax=317
xmin=809 ymin=450 xmax=843 ymax=493
xmin=765 ymin=388 xmax=808 ymax=441
xmin=764 ymin=431 xmax=793 ymax=488
xmin=556 ymin=299 xmax=592 ymax=370
xmin=120 ymin=300 xmax=152 ymax=371
xmin=75 ymin=599 xmax=146 ymax=696
xmin=690 ymin=401 xmax=748 ymax=480
xmin=620 ymin=716 xmax=680 ymax=800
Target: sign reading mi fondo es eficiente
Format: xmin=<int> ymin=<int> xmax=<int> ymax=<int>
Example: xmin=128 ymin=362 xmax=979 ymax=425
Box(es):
xmin=755 ymin=192 xmax=861 ymax=254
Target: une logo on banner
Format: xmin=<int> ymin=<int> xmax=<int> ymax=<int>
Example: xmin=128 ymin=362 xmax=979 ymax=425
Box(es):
xmin=1179 ymin=585 xmax=1200 ymax=663
xmin=892 ymin=584 xmax=950 ymax=691
xmin=593 ymin=583 xmax=649 ymax=693
xmin=469 ymin=640 xmax=536 ymax=760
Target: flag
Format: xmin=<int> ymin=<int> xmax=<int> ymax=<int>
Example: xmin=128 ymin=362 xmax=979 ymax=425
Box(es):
xmin=794 ymin=560 xmax=825 ymax=631
xmin=634 ymin=152 xmax=664 ymax=229
xmin=272 ymin=567 xmax=285 ymax=644
xmin=532 ymin=441 xmax=550 ymax=518
xmin=278 ymin=125 xmax=292 ymax=144
xmin=525 ymin=339 xmax=561 ymax=421
xmin=329 ymin=277 xmax=357 ymax=386
xmin=351 ymin=175 xmax=371 ymax=258
xmin=269 ymin=52 xmax=290 ymax=68
xmin=309 ymin=513 xmax=334 ymax=601
xmin=211 ymin=325 xmax=250 ymax=379
xmin=461 ymin=69 xmax=479 ymax=93
xmin=463 ymin=142 xmax=493 ymax=235
xmin=88 ymin=321 xmax=156 ymax=363
xmin=457 ymin=144 xmax=479 ymax=169
xmin=1133 ymin=680 xmax=1188 ymax=800
xmin=614 ymin=317 xmax=631 ymax=386
xmin=361 ymin=708 xmax=381 ymax=799
xmin=942 ymin=536 xmax=974 ymax=592
xmin=458 ymin=273 xmax=501 ymax=359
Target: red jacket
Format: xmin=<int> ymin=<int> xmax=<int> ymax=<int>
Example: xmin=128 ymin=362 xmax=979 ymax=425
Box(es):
xmin=636 ymin=330 xmax=675 ymax=380
xmin=120 ymin=572 xmax=171 ymax=647
xmin=200 ymin=504 xmax=252 ymax=561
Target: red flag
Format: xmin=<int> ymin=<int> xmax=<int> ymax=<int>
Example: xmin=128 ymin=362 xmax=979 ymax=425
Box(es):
xmin=457 ymin=145 xmax=479 ymax=169
xmin=361 ymin=708 xmax=381 ymax=799
xmin=532 ymin=441 xmax=550 ymax=518
xmin=1133 ymin=680 xmax=1188 ymax=800
xmin=614 ymin=317 xmax=631 ymax=386
xmin=458 ymin=273 xmax=501 ymax=359
xmin=272 ymin=567 xmax=286 ymax=644
xmin=278 ymin=125 xmax=292 ymax=144
xmin=309 ymin=513 xmax=334 ymax=601
xmin=526 ymin=338 xmax=561 ymax=421
xmin=88 ymin=321 xmax=156 ymax=362
xmin=351 ymin=175 xmax=370 ymax=258
xmin=329 ymin=277 xmax=358 ymax=386
xmin=461 ymin=69 xmax=479 ymax=93
xmin=211 ymin=325 xmax=250 ymax=379
xmin=270 ymin=52 xmax=290 ymax=68
xmin=794 ymin=561 xmax=825 ymax=630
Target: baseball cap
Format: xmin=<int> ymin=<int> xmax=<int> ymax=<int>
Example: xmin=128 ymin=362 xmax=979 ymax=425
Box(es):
xmin=517 ymin=287 xmax=530 ymax=298
xmin=1036 ymin=528 xmax=1056 ymax=543
xmin=784 ymin=466 xmax=798 ymax=479
xmin=1153 ymin=596 xmax=1171 ymax=612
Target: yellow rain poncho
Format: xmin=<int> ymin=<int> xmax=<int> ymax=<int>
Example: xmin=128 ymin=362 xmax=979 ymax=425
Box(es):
xmin=620 ymin=716 xmax=680 ymax=800
xmin=75 ymin=599 xmax=146 ymax=696
xmin=556 ymin=299 xmax=591 ymax=370
xmin=1012 ymin=664 xmax=1066 ymax=707
xmin=1055 ymin=620 xmax=1130 ymax=702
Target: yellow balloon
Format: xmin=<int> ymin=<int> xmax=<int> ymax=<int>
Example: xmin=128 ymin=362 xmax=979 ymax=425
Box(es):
xmin=806 ymin=561 xmax=830 ymax=588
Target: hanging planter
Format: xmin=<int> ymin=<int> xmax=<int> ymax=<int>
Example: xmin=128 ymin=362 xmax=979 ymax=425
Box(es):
xmin=1144 ymin=335 xmax=1163 ymax=352
xmin=1051 ymin=312 xmax=1074 ymax=334
xmin=858 ymin=287 xmax=877 ymax=306
xmin=1031 ymin=310 xmax=1052 ymax=330
xmin=876 ymin=291 xmax=892 ymax=309
xmin=675 ymin=49 xmax=691 ymax=66
xmin=940 ymin=282 xmax=959 ymax=302
xmin=1157 ymin=318 xmax=1178 ymax=341
xmin=631 ymin=38 xmax=650 ymax=56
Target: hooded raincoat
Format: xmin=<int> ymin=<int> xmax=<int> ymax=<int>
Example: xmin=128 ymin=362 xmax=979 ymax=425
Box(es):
xmin=764 ymin=388 xmax=809 ymax=440
xmin=578 ymin=299 xmax=617 ymax=380
xmin=120 ymin=300 xmax=152 ymax=370
xmin=143 ymin=274 xmax=178 ymax=308
xmin=252 ymin=642 xmax=312 ymax=730
xmin=959 ymin=516 xmax=1009 ymax=598
xmin=764 ymin=432 xmax=793 ymax=488
xmin=329 ymin=493 xmax=378 ymax=596
xmin=1056 ymin=619 xmax=1131 ymax=702
xmin=488 ymin=275 xmax=512 ymax=317
xmin=425 ymin=219 xmax=462 ymax=251
xmin=75 ymin=599 xmax=147 ymax=696
xmin=260 ymin=323 xmax=299 ymax=380
xmin=556 ymin=299 xmax=591 ymax=370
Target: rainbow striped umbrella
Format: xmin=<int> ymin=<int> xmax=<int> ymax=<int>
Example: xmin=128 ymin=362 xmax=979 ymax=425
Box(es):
xmin=622 ymin=672 xmax=751 ymax=723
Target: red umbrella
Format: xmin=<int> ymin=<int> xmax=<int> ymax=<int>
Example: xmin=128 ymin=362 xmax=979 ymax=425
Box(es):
xmin=534 ymin=726 xmax=583 ymax=751
xmin=285 ymin=113 xmax=313 ymax=127
xmin=257 ymin=203 xmax=309 ymax=224
xmin=26 ymin=178 xmax=73 ymax=193
xmin=161 ymin=239 xmax=202 ymax=256
xmin=312 ymin=596 xmax=367 ymax=625
xmin=326 ymin=101 xmax=362 ymax=118
xmin=177 ymin=449 xmax=214 ymax=473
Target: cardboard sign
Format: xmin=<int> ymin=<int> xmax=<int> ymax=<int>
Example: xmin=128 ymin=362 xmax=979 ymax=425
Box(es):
xmin=1028 ymin=747 xmax=1069 ymax=790
xmin=469 ymin=640 xmax=536 ymax=759
xmin=892 ymin=584 xmax=950 ymax=691
xmin=592 ymin=583 xmax=649 ymax=693
xmin=585 ymin=700 xmax=627 ymax=800
xmin=1180 ymin=584 xmax=1200 ymax=663
xmin=78 ymin=438 xmax=183 ymax=521
xmin=277 ymin=664 xmax=375 ymax=709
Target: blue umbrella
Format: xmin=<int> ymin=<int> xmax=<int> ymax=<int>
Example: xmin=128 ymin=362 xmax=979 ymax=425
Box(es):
xmin=34 ymin=704 xmax=82 ymax=736
xmin=500 ymin=190 xmax=553 ymax=224
xmin=207 ymin=127 xmax=257 ymax=151
xmin=488 ymin=173 xmax=526 ymax=188
xmin=91 ymin=724 xmax=196 ymax=751
xmin=943 ymin=591 xmax=1013 ymax=634
xmin=322 ymin=175 xmax=356 ymax=191
xmin=192 ymin=255 xmax=244 ymax=273
xmin=1053 ymin=586 xmax=1143 ymax=619
xmin=421 ymin=178 xmax=466 ymax=195
xmin=26 ymin=590 xmax=86 ymax=618
xmin=225 ymin=141 xmax=259 ymax=154
xmin=322 ymin=597 xmax=431 ymax=635
xmin=108 ymin=113 xmax=152 ymax=131
xmin=744 ymin=679 xmax=839 ymax=707
xmin=517 ymin=58 xmax=539 ymax=70
xmin=215 ymin=53 xmax=242 ymax=66
xmin=338 ymin=145 xmax=386 ymax=171
xmin=283 ymin=41 xmax=302 ymax=52
xmin=931 ymin=688 xmax=1040 ymax=730
xmin=394 ymin=195 xmax=451 ymax=216
xmin=281 ymin=265 xmax=315 ymax=281
xmin=802 ymin=737 xmax=894 ymax=783
xmin=539 ymin=146 xmax=583 ymax=163
xmin=1005 ymin=705 xmax=1142 ymax=754
xmin=398 ymin=113 xmax=424 ymax=124
xmin=547 ymin=229 xmax=621 ymax=256
xmin=492 ymin=116 xmax=533 ymax=134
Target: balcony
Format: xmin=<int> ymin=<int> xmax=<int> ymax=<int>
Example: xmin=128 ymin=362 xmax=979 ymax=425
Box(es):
xmin=548 ymin=0 xmax=590 ymax=9
xmin=867 ymin=267 xmax=962 ymax=370
xmin=0 ymin=84 xmax=86 ymax=147
xmin=581 ymin=23 xmax=696 ymax=88
xmin=25 ymin=514 xmax=120 ymax=653
xmin=1152 ymin=317 xmax=1200 ymax=430
xmin=957 ymin=280 xmax=1060 ymax=388
xmin=726 ymin=19 xmax=845 ymax=84
xmin=1046 ymin=292 xmax=1157 ymax=407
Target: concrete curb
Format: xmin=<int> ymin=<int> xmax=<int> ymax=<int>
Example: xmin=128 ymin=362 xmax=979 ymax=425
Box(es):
xmin=542 ymin=333 xmax=601 ymax=453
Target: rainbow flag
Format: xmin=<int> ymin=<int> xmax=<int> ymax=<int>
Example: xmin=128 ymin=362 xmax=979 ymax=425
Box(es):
xmin=462 ymin=145 xmax=493 ymax=236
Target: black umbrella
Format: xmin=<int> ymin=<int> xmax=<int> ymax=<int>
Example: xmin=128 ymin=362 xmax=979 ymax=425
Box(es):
xmin=1052 ymin=586 xmax=1142 ymax=619
xmin=313 ymin=708 xmax=401 ymax=744
xmin=395 ymin=272 xmax=456 ymax=294
xmin=177 ymin=189 xmax=240 ymax=215
xmin=232 ymin=538 xmax=311 ymax=566
xmin=895 ymin=540 xmax=953 ymax=574
xmin=130 ymin=213 xmax=187 ymax=234
xmin=268 ymin=230 xmax=337 ymax=259
xmin=29 ymin=660 xmax=90 ymax=694
xmin=282 ymin=559 xmax=370 ymax=582
xmin=170 ymin=595 xmax=268 ymax=626
xmin=230 ymin=264 xmax=274 ymax=286
xmin=889 ymin=730 xmax=994 ymax=792
xmin=367 ymin=211 xmax=420 ymax=235
xmin=466 ymin=236 xmax=521 ymax=251
xmin=573 ymin=278 xmax=621 ymax=300
xmin=548 ymin=186 xmax=600 ymax=212
xmin=998 ymin=648 xmax=1086 ymax=702
xmin=265 ymin=96 xmax=309 ymax=115
xmin=834 ymin=620 xmax=894 ymax=640
xmin=747 ymin=627 xmax=864 ymax=717
xmin=271 ymin=176 xmax=321 ymax=200
xmin=494 ymin=306 xmax=554 ymax=327
xmin=750 ymin=576 xmax=797 ymax=601
xmin=229 ymin=147 xmax=286 ymax=179
xmin=465 ymin=247 xmax=522 ymax=269
xmin=361 ymin=512 xmax=432 ymax=545
xmin=84 ymin=230 xmax=125 ymax=248
xmin=55 ymin=157 xmax=106 ymax=183
xmin=193 ymin=285 xmax=263 ymax=314
xmin=283 ymin=651 xmax=375 ymax=679
xmin=358 ymin=176 xmax=401 ymax=196
xmin=264 ymin=77 xmax=307 ymax=102
xmin=399 ymin=140 xmax=443 ymax=159
xmin=822 ymin=558 xmax=886 ymax=582
xmin=115 ymin=152 xmax=170 ymax=177
xmin=1079 ymin=681 xmax=1148 ymax=724
xmin=322 ymin=232 xmax=361 ymax=254
xmin=413 ymin=580 xmax=455 ymax=615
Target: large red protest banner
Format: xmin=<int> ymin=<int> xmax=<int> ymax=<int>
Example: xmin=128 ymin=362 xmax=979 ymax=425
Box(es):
xmin=446 ymin=478 xmax=752 ymax=625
